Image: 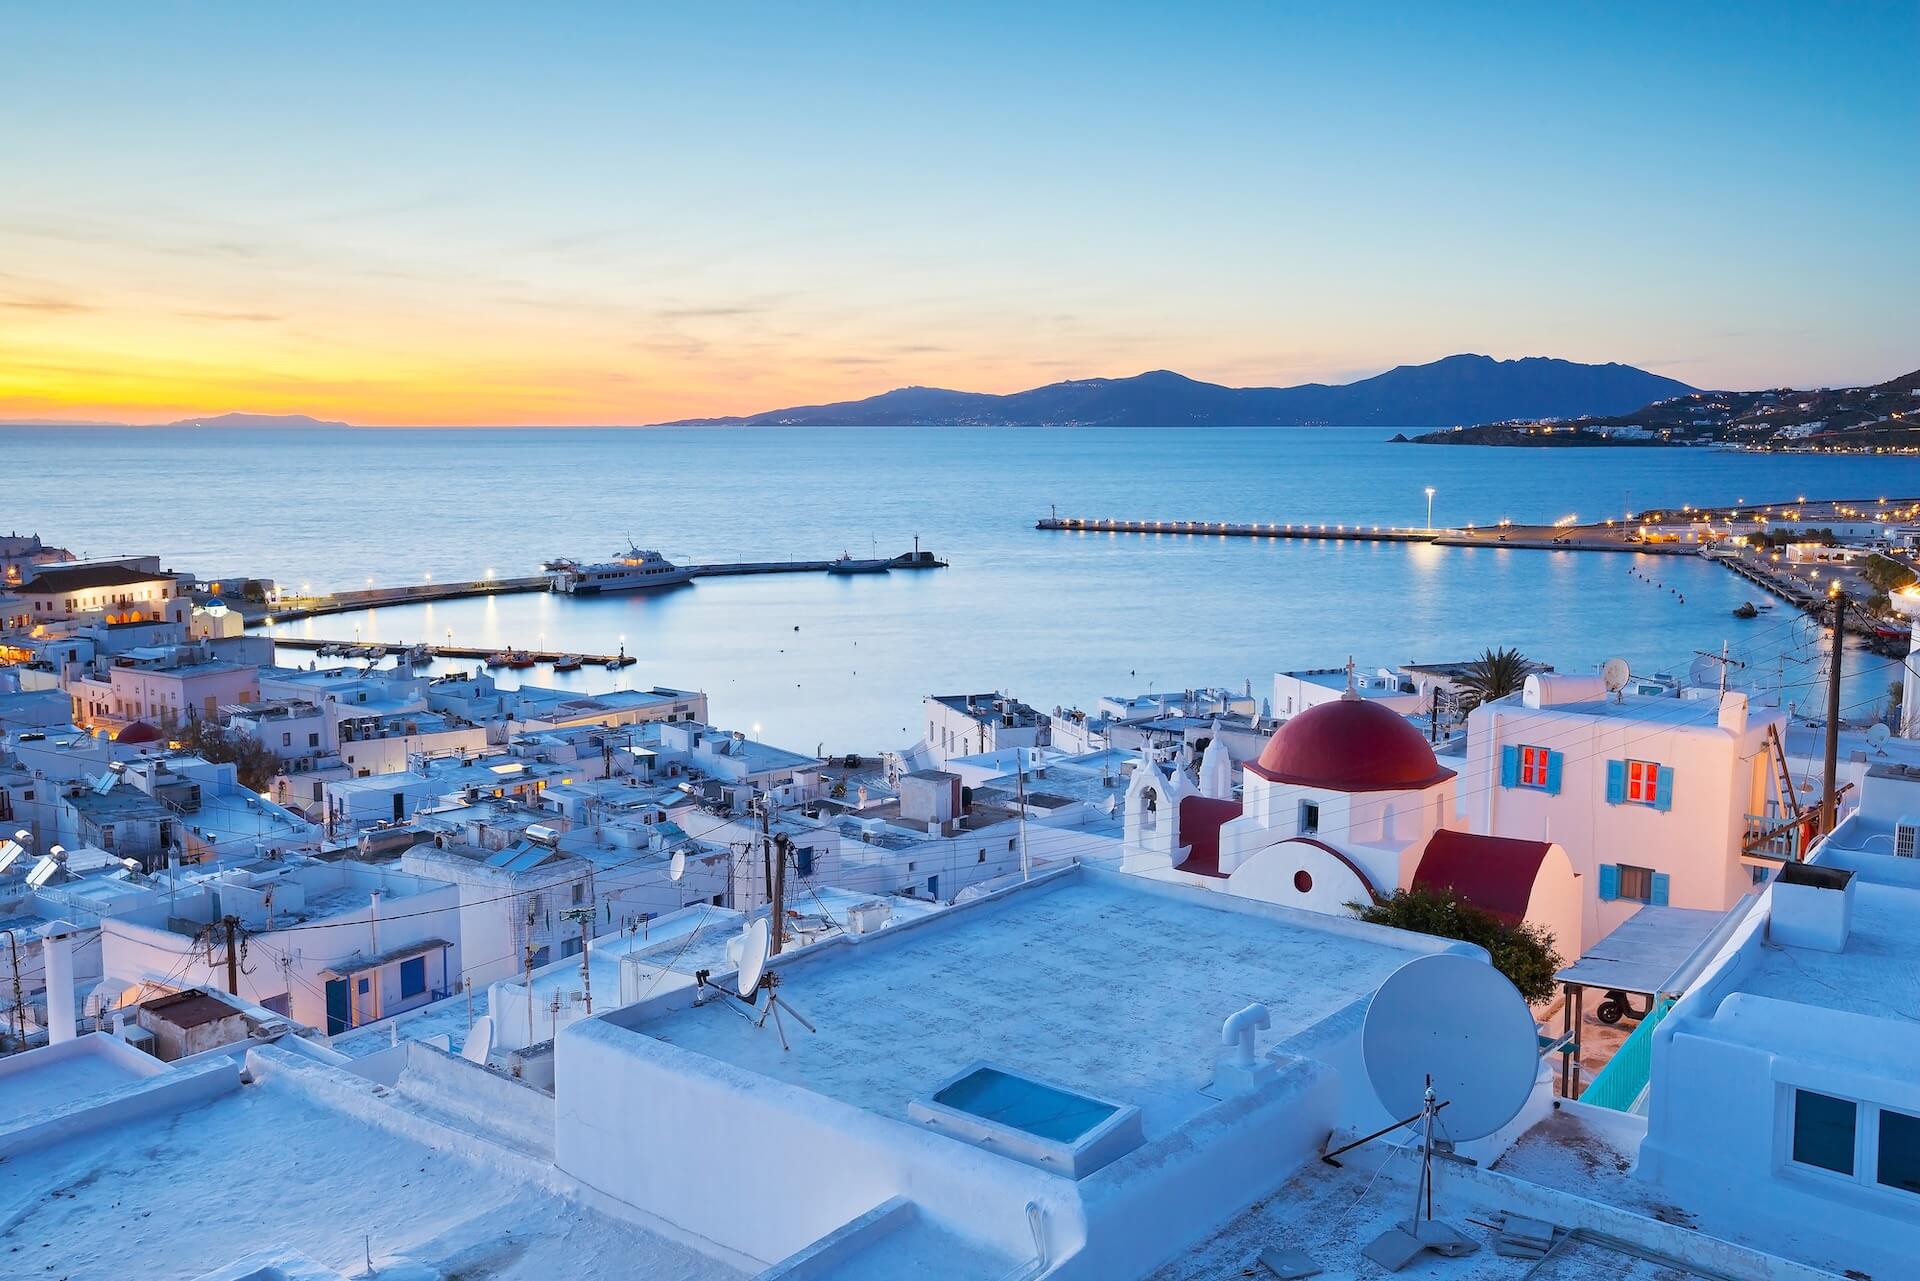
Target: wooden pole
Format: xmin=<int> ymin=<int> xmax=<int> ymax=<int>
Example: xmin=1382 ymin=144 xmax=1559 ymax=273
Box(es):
xmin=1820 ymin=591 xmax=1846 ymax=837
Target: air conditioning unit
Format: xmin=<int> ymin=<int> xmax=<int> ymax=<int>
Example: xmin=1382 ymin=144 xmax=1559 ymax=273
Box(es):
xmin=1895 ymin=818 xmax=1919 ymax=859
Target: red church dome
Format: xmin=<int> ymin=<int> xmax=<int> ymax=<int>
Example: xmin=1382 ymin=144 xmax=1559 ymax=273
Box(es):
xmin=1246 ymin=698 xmax=1454 ymax=792
xmin=115 ymin=720 xmax=162 ymax=744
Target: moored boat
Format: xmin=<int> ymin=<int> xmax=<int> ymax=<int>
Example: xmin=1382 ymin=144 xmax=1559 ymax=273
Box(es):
xmin=548 ymin=546 xmax=694 ymax=594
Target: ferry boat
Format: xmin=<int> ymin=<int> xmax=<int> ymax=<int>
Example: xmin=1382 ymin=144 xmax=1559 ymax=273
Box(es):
xmin=547 ymin=545 xmax=694 ymax=595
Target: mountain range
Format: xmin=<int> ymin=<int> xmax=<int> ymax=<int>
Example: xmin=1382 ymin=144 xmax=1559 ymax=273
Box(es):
xmin=662 ymin=354 xmax=1696 ymax=428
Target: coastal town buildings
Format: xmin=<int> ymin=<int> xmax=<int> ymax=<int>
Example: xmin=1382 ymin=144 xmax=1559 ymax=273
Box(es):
xmin=3 ymin=532 xmax=1919 ymax=1279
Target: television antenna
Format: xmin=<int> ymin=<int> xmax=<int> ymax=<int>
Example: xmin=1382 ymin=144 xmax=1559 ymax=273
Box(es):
xmin=1357 ymin=953 xmax=1539 ymax=1272
xmin=692 ymin=917 xmax=817 ymax=1051
xmin=1600 ymin=656 xmax=1632 ymax=703
xmin=1691 ymin=642 xmax=1746 ymax=695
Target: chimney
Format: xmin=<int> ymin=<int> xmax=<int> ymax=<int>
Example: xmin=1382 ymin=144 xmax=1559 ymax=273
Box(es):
xmin=40 ymin=919 xmax=79 ymax=1043
xmin=1769 ymin=862 xmax=1853 ymax=953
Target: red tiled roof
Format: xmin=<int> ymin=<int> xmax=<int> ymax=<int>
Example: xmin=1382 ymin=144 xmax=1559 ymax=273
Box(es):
xmin=1174 ymin=795 xmax=1242 ymax=878
xmin=1412 ymin=829 xmax=1553 ymax=925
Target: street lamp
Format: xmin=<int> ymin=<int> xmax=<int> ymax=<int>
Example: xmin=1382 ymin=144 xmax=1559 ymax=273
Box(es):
xmin=1424 ymin=487 xmax=1436 ymax=532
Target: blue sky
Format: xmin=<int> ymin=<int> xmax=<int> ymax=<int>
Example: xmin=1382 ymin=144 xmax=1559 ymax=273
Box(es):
xmin=1 ymin=3 xmax=1913 ymax=422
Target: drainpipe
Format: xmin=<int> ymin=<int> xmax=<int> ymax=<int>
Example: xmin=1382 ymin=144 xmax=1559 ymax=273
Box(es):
xmin=40 ymin=919 xmax=79 ymax=1044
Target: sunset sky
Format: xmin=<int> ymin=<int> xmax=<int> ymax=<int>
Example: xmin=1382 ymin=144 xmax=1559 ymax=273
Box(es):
xmin=3 ymin=4 xmax=1914 ymax=425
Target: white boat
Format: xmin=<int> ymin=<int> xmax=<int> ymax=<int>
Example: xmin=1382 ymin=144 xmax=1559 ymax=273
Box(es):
xmin=547 ymin=546 xmax=694 ymax=595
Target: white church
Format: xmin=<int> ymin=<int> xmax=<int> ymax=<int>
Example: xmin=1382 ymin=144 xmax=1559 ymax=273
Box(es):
xmin=1120 ymin=677 xmax=1582 ymax=957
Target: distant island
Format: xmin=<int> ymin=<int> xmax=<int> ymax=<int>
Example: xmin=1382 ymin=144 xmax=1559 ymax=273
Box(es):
xmin=660 ymin=354 xmax=1694 ymax=428
xmin=161 ymin=412 xmax=351 ymax=430
xmin=1408 ymin=366 xmax=1920 ymax=450
xmin=0 ymin=411 xmax=351 ymax=430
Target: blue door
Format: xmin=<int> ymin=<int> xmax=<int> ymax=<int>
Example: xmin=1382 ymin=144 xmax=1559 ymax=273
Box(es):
xmin=324 ymin=978 xmax=351 ymax=1036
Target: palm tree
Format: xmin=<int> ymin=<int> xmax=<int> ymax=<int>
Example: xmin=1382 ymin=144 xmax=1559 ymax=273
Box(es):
xmin=1456 ymin=647 xmax=1530 ymax=713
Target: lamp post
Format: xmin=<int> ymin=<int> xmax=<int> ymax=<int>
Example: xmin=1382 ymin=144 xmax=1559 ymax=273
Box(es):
xmin=1424 ymin=487 xmax=1436 ymax=533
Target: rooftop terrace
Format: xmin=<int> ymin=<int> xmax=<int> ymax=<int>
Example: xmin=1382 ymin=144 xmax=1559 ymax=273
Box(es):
xmin=626 ymin=870 xmax=1421 ymax=1137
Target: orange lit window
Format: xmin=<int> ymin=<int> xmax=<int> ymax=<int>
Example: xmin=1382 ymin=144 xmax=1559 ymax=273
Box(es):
xmin=1626 ymin=760 xmax=1660 ymax=805
xmin=1519 ymin=746 xmax=1551 ymax=788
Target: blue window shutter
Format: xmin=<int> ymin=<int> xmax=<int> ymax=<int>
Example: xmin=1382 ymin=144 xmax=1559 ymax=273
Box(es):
xmin=1605 ymin=759 xmax=1626 ymax=805
xmin=1500 ymin=745 xmax=1520 ymax=789
xmin=1650 ymin=873 xmax=1670 ymax=906
xmin=1598 ymin=864 xmax=1620 ymax=901
xmin=1545 ymin=751 xmax=1564 ymax=795
xmin=1654 ymin=766 xmax=1674 ymax=812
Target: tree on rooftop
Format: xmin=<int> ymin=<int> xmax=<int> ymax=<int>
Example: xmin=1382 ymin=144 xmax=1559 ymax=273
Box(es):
xmin=1351 ymin=887 xmax=1562 ymax=1004
xmin=1455 ymin=646 xmax=1531 ymax=713
xmin=178 ymin=719 xmax=281 ymax=793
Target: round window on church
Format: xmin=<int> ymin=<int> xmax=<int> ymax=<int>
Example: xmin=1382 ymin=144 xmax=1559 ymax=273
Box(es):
xmin=1293 ymin=869 xmax=1313 ymax=894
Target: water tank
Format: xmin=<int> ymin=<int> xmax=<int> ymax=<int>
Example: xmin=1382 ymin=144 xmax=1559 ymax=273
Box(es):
xmin=1522 ymin=673 xmax=1609 ymax=709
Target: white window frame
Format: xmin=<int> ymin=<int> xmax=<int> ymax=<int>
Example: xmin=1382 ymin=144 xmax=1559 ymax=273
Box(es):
xmin=1782 ymin=1084 xmax=1920 ymax=1203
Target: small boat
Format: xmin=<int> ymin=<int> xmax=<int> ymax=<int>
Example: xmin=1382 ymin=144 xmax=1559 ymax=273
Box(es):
xmin=1732 ymin=601 xmax=1759 ymax=619
xmin=317 ymin=642 xmax=342 ymax=657
xmin=827 ymin=552 xmax=891 ymax=575
xmin=402 ymin=643 xmax=434 ymax=666
xmin=486 ymin=651 xmax=511 ymax=668
xmin=364 ymin=644 xmax=387 ymax=660
xmin=604 ymin=652 xmax=636 ymax=669
xmin=552 ymin=654 xmax=583 ymax=672
xmin=505 ymin=650 xmax=537 ymax=670
xmin=1756 ymin=599 xmax=1776 ymax=610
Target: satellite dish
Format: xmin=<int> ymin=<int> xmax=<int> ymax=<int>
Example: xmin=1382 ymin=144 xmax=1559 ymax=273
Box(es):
xmin=1361 ymin=953 xmax=1538 ymax=1142
xmin=736 ymin=918 xmax=770 ymax=998
xmin=1687 ymin=655 xmax=1720 ymax=689
xmin=670 ymin=849 xmax=687 ymax=882
xmin=1867 ymin=723 xmax=1892 ymax=753
xmin=461 ymin=1015 xmax=495 ymax=1063
xmin=1600 ymin=657 xmax=1632 ymax=694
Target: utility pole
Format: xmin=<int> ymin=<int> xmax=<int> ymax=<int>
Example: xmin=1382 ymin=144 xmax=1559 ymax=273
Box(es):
xmin=769 ymin=833 xmax=790 ymax=957
xmin=2 ymin=929 xmax=24 ymax=1047
xmin=1016 ymin=755 xmax=1031 ymax=881
xmin=222 ymin=915 xmax=240 ymax=995
xmin=757 ymin=796 xmax=773 ymax=904
xmin=523 ymin=940 xmax=537 ymax=1048
xmin=562 ymin=907 xmax=595 ymax=1013
xmin=1820 ymin=588 xmax=1847 ymax=836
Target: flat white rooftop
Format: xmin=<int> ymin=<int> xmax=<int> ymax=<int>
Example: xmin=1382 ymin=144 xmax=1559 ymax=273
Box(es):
xmin=0 ymin=1056 xmax=744 ymax=1281
xmin=628 ymin=871 xmax=1422 ymax=1136
xmin=1735 ymin=877 xmax=1920 ymax=1026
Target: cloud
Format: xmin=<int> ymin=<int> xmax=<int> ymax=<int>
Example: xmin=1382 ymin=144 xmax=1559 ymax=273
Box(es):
xmin=0 ymin=296 xmax=94 ymax=314
xmin=177 ymin=309 xmax=284 ymax=323
xmin=654 ymin=304 xmax=765 ymax=321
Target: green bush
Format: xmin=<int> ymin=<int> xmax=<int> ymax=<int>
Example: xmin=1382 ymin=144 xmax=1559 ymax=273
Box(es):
xmin=1351 ymin=887 xmax=1563 ymax=1004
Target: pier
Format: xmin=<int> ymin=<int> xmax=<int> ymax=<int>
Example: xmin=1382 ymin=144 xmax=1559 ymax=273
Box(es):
xmin=268 ymin=636 xmax=634 ymax=669
xmin=1036 ymin=516 xmax=1436 ymax=543
xmin=245 ymin=547 xmax=947 ymax=625
xmin=1034 ymin=516 xmax=1698 ymax=554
